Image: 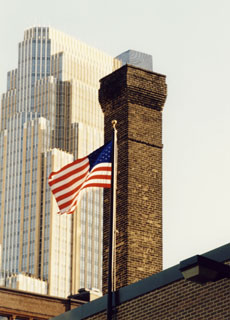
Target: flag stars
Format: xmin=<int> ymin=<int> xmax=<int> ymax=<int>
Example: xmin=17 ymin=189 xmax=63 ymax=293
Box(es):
xmin=88 ymin=141 xmax=112 ymax=170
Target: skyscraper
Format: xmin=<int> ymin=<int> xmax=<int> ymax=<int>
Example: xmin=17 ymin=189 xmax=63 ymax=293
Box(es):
xmin=116 ymin=49 xmax=153 ymax=71
xmin=0 ymin=26 xmax=121 ymax=297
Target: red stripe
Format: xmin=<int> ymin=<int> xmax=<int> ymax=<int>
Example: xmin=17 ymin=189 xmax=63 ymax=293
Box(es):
xmin=49 ymin=161 xmax=89 ymax=186
xmin=57 ymin=177 xmax=111 ymax=211
xmin=66 ymin=208 xmax=77 ymax=215
xmin=90 ymin=166 xmax=112 ymax=173
xmin=51 ymin=170 xmax=89 ymax=194
xmin=59 ymin=193 xmax=81 ymax=213
xmin=50 ymin=159 xmax=112 ymax=214
xmin=55 ymin=179 xmax=85 ymax=202
xmin=48 ymin=156 xmax=88 ymax=180
xmin=57 ymin=176 xmax=111 ymax=207
xmin=61 ymin=181 xmax=112 ymax=214
xmin=55 ymin=174 xmax=111 ymax=202
xmin=58 ymin=195 xmax=79 ymax=210
xmin=82 ymin=183 xmax=111 ymax=189
xmin=85 ymin=174 xmax=111 ymax=181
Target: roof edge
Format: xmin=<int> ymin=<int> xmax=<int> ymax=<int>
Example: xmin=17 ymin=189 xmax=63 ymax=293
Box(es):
xmin=52 ymin=243 xmax=230 ymax=320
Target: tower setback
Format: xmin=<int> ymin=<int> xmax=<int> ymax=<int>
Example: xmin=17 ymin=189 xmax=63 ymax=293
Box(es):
xmin=0 ymin=26 xmax=121 ymax=297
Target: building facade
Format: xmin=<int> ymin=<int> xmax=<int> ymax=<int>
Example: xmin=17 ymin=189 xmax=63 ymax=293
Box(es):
xmin=0 ymin=286 xmax=84 ymax=320
xmin=0 ymin=26 xmax=121 ymax=297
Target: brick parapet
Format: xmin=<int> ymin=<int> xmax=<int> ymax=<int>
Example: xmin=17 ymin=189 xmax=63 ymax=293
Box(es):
xmin=86 ymin=261 xmax=230 ymax=319
xmin=0 ymin=287 xmax=84 ymax=319
xmin=99 ymin=64 xmax=167 ymax=112
xmin=51 ymin=244 xmax=230 ymax=320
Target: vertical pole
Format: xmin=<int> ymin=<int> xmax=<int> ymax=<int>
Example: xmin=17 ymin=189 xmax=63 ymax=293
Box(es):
xmin=107 ymin=120 xmax=117 ymax=320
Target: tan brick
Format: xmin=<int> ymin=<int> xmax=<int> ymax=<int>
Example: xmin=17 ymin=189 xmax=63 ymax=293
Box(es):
xmin=99 ymin=65 xmax=167 ymax=293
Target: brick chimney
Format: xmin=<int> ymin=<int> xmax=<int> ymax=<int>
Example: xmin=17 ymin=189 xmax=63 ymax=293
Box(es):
xmin=99 ymin=64 xmax=167 ymax=293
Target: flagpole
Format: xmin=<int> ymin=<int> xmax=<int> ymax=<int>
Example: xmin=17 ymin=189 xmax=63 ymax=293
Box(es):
xmin=107 ymin=120 xmax=117 ymax=320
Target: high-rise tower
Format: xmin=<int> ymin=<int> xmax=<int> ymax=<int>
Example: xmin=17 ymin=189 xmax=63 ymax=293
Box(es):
xmin=0 ymin=26 xmax=121 ymax=297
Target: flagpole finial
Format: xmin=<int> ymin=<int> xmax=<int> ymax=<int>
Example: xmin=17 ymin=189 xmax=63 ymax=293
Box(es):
xmin=112 ymin=120 xmax=117 ymax=129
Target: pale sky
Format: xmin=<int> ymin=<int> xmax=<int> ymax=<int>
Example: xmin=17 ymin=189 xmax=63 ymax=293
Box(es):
xmin=0 ymin=0 xmax=230 ymax=269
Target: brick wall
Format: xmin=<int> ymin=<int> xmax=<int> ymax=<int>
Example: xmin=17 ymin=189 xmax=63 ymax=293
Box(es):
xmin=86 ymin=272 xmax=230 ymax=320
xmin=99 ymin=65 xmax=167 ymax=293
xmin=0 ymin=287 xmax=84 ymax=319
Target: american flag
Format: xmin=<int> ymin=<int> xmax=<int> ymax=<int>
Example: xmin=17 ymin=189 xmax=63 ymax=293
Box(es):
xmin=48 ymin=141 xmax=112 ymax=214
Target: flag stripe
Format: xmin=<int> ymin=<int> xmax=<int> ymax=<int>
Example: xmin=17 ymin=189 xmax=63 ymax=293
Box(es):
xmin=50 ymin=167 xmax=89 ymax=194
xmin=49 ymin=157 xmax=88 ymax=180
xmin=48 ymin=160 xmax=89 ymax=186
xmin=54 ymin=173 xmax=89 ymax=202
xmin=55 ymin=172 xmax=111 ymax=207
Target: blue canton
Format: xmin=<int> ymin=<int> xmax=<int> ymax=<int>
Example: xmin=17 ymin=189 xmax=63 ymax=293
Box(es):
xmin=88 ymin=141 xmax=112 ymax=171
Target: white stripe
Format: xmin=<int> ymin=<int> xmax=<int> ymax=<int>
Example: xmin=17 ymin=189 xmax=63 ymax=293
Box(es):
xmin=52 ymin=172 xmax=88 ymax=198
xmin=59 ymin=194 xmax=79 ymax=214
xmin=66 ymin=189 xmax=85 ymax=213
xmin=56 ymin=172 xmax=111 ymax=207
xmin=50 ymin=164 xmax=89 ymax=190
xmin=58 ymin=176 xmax=111 ymax=214
xmin=58 ymin=174 xmax=111 ymax=207
xmin=56 ymin=162 xmax=112 ymax=214
xmin=53 ymin=163 xmax=111 ymax=197
xmin=56 ymin=186 xmax=82 ymax=206
xmin=82 ymin=177 xmax=111 ymax=187
xmin=87 ymin=170 xmax=111 ymax=178
xmin=51 ymin=161 xmax=110 ymax=189
xmin=50 ymin=158 xmax=89 ymax=181
xmin=90 ymin=163 xmax=112 ymax=171
xmin=58 ymin=192 xmax=79 ymax=211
